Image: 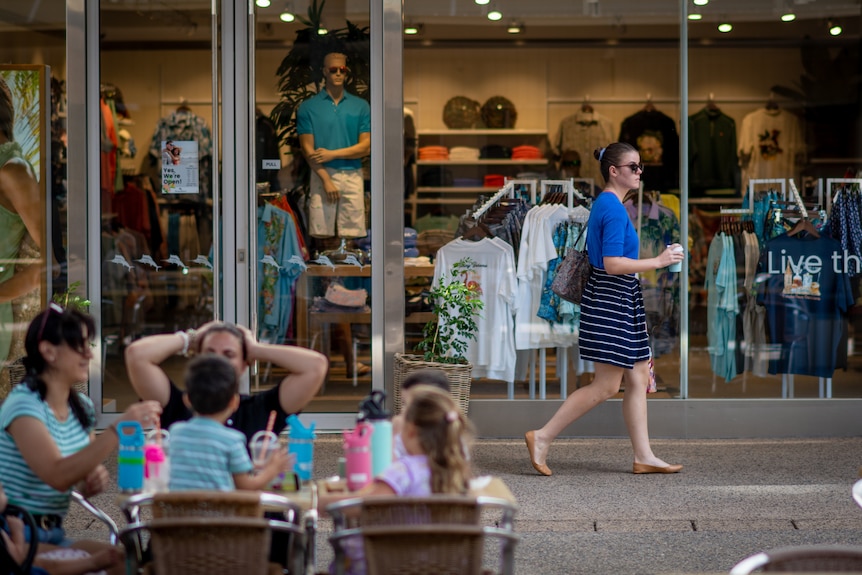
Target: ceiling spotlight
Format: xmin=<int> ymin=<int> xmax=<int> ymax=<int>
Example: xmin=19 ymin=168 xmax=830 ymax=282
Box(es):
xmin=255 ymin=0 xmax=271 ymax=7
xmin=279 ymin=3 xmax=295 ymax=22
xmin=317 ymin=26 xmax=328 ymax=35
xmin=475 ymin=0 xmax=490 ymax=4
xmin=781 ymin=12 xmax=796 ymax=22
xmin=828 ymin=21 xmax=843 ymax=36
xmin=488 ymin=9 xmax=503 ymax=21
xmin=693 ymin=0 xmax=708 ymax=5
xmin=404 ymin=23 xmax=421 ymax=35
xmin=717 ymin=22 xmax=733 ymax=33
xmin=507 ymin=22 xmax=523 ymax=34
xmin=688 ymin=13 xmax=703 ymax=20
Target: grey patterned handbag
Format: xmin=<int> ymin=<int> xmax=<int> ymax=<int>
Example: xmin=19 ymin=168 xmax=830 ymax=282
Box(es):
xmin=550 ymin=247 xmax=592 ymax=305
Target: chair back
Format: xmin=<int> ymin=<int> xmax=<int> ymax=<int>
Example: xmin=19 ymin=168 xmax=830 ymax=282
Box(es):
xmin=147 ymin=516 xmax=271 ymax=575
xmin=362 ymin=524 xmax=485 ymax=575
xmin=731 ymin=544 xmax=862 ymax=573
xmin=151 ymin=490 xmax=264 ymax=518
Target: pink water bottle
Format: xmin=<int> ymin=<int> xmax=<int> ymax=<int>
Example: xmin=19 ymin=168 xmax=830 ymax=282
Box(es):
xmin=343 ymin=422 xmax=373 ymax=491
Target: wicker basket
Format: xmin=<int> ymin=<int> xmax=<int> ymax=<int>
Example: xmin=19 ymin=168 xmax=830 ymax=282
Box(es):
xmin=393 ymin=353 xmax=472 ymax=415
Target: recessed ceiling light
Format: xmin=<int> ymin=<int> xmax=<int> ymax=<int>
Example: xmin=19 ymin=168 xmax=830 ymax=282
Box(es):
xmin=475 ymin=0 xmax=490 ymax=4
xmin=829 ymin=24 xmax=843 ymax=36
xmin=279 ymin=11 xmax=295 ymax=22
xmin=781 ymin=12 xmax=796 ymax=22
xmin=717 ymin=22 xmax=733 ymax=33
xmin=255 ymin=0 xmax=271 ymax=7
xmin=488 ymin=9 xmax=503 ymax=21
xmin=404 ymin=24 xmax=420 ymax=35
xmin=693 ymin=0 xmax=708 ymax=5
xmin=688 ymin=13 xmax=703 ymax=20
xmin=507 ymin=22 xmax=523 ymax=34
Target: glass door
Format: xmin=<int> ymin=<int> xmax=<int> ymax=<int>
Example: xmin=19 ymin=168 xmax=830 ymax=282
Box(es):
xmin=97 ymin=0 xmax=219 ymax=417
xmin=250 ymin=0 xmax=374 ymax=417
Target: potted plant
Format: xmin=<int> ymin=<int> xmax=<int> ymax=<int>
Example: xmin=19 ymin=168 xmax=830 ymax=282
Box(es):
xmin=394 ymin=257 xmax=484 ymax=415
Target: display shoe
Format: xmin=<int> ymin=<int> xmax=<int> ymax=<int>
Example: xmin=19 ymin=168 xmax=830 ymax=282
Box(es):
xmin=524 ymin=431 xmax=553 ymax=476
xmin=632 ymin=462 xmax=683 ymax=474
xmin=346 ymin=362 xmax=372 ymax=378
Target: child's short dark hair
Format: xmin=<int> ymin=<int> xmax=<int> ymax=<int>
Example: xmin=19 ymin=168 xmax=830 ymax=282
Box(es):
xmin=184 ymin=354 xmax=238 ymax=415
xmin=402 ymin=368 xmax=450 ymax=392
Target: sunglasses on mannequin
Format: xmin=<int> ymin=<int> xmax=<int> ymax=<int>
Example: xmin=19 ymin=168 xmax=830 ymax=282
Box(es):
xmin=327 ymin=66 xmax=349 ymax=75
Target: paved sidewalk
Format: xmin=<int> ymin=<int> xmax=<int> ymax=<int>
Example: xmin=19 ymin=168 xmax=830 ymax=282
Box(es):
xmin=66 ymin=436 xmax=862 ymax=574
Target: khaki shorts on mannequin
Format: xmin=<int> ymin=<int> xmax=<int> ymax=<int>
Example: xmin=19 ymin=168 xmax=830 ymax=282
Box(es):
xmin=308 ymin=167 xmax=366 ymax=238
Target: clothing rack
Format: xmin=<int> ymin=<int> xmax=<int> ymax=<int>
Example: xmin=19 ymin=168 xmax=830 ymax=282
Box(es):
xmin=526 ymin=178 xmax=589 ymax=400
xmin=825 ymin=178 xmax=862 ymax=212
xmin=540 ymin=178 xmax=585 ymax=209
xmin=472 ymin=181 xmax=517 ymax=220
xmin=504 ymin=178 xmax=538 ymax=204
xmin=788 ymin=179 xmax=808 ymax=219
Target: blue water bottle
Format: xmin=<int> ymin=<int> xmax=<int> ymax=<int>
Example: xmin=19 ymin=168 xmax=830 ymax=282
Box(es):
xmin=117 ymin=421 xmax=145 ymax=492
xmin=359 ymin=390 xmax=393 ymax=477
xmin=287 ymin=415 xmax=316 ymax=482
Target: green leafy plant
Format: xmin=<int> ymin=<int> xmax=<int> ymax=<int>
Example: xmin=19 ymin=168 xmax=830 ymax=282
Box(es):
xmin=415 ymin=258 xmax=484 ymax=365
xmin=53 ymin=281 xmax=91 ymax=312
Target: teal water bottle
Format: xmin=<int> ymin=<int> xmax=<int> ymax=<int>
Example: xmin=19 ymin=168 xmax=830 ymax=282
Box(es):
xmin=359 ymin=390 xmax=392 ymax=476
xmin=117 ymin=421 xmax=145 ymax=492
xmin=287 ymin=415 xmax=316 ymax=482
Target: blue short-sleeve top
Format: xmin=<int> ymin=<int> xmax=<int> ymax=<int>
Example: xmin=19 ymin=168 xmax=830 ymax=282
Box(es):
xmin=586 ymin=191 xmax=640 ymax=270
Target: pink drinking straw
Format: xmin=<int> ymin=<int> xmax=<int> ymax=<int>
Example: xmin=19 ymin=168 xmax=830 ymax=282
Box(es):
xmin=257 ymin=410 xmax=277 ymax=466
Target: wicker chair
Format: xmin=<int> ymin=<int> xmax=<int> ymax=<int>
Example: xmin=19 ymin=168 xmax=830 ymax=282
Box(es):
xmin=327 ymin=496 xmax=518 ymax=575
xmin=730 ymin=545 xmax=862 ymax=573
xmin=120 ymin=490 xmax=309 ymax=575
xmin=362 ymin=523 xmax=519 ymax=575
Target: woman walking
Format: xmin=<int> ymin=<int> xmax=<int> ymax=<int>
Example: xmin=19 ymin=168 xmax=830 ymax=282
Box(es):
xmin=525 ymin=142 xmax=685 ymax=476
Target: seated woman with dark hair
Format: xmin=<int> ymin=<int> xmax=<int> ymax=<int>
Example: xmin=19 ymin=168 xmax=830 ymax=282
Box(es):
xmin=0 ymin=304 xmax=161 ymax=575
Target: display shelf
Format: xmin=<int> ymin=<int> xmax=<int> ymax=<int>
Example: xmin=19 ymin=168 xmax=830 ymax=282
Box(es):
xmin=417 ymin=159 xmax=548 ymax=166
xmin=418 ymin=129 xmax=548 ymax=136
xmin=413 ymin=128 xmax=549 ymax=222
xmin=416 ymin=186 xmax=494 ymax=193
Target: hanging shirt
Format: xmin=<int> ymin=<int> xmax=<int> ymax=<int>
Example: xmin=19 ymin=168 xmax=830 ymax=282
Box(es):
xmin=434 ymin=237 xmax=518 ymax=382
xmin=552 ymin=110 xmax=614 ymax=188
xmin=688 ymin=106 xmax=740 ymax=196
xmin=756 ymin=233 xmax=855 ymax=377
xmin=618 ymin=108 xmax=680 ymax=192
xmin=738 ymin=108 xmax=804 ymax=190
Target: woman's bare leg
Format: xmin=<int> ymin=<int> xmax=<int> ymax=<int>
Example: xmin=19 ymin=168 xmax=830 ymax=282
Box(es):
xmin=528 ymin=362 xmax=624 ymax=467
xmin=622 ymin=360 xmax=677 ymax=468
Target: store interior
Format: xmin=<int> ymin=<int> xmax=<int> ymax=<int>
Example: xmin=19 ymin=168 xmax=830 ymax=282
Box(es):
xmin=2 ymin=0 xmax=861 ymax=414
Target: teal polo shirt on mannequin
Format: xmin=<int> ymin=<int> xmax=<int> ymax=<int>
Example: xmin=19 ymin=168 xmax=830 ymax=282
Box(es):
xmin=296 ymin=89 xmax=371 ymax=171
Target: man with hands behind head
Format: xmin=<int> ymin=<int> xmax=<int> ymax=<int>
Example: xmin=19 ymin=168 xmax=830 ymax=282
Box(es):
xmin=124 ymin=321 xmax=328 ymax=441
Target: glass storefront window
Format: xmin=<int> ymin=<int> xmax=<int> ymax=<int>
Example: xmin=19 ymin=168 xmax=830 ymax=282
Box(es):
xmin=687 ymin=0 xmax=862 ymax=398
xmin=0 ymin=3 xmax=65 ymax=401
xmin=401 ymin=0 xmax=861 ymax=403
xmin=99 ymin=1 xmax=217 ymax=413
xmin=254 ymin=1 xmax=373 ymax=413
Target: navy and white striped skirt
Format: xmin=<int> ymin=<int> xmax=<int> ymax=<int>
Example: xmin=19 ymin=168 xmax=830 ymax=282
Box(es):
xmin=578 ymin=268 xmax=650 ymax=369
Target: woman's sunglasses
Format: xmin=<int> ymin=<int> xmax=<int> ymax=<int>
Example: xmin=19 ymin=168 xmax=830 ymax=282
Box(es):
xmin=36 ymin=302 xmax=65 ymax=341
xmin=614 ymin=162 xmax=644 ymax=173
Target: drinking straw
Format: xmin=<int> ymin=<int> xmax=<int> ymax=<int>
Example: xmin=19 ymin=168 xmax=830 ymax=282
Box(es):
xmin=257 ymin=410 xmax=277 ymax=466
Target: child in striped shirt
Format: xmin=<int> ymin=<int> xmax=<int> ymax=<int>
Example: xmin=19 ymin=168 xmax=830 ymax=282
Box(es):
xmin=168 ymin=355 xmax=290 ymax=491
